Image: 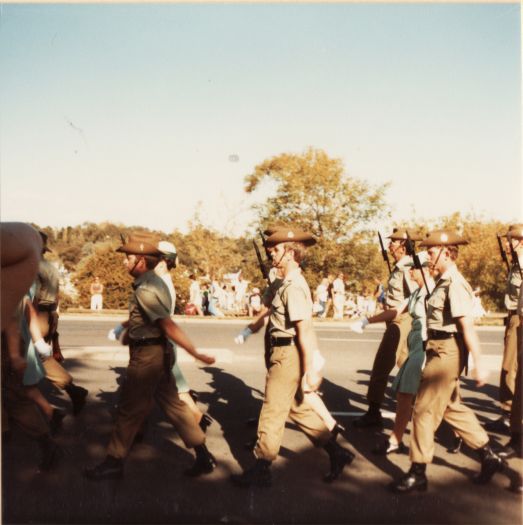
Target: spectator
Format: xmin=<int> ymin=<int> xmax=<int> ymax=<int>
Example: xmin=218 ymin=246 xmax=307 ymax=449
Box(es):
xmin=332 ymin=273 xmax=345 ymax=319
xmin=314 ymin=278 xmax=330 ymax=318
xmin=188 ymin=275 xmax=204 ymax=316
xmin=248 ymin=287 xmax=262 ymax=317
xmin=90 ymin=276 xmax=104 ymax=311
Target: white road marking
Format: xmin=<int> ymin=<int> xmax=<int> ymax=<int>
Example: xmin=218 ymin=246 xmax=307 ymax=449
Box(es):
xmin=62 ymin=346 xmax=258 ymax=363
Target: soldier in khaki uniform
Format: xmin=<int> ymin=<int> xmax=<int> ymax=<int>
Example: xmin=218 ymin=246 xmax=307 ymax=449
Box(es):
xmin=33 ymin=232 xmax=88 ymax=416
xmin=486 ymin=224 xmax=523 ymax=433
xmin=391 ymin=230 xmax=504 ymax=493
xmin=84 ymin=234 xmax=216 ymax=480
xmin=231 ymin=228 xmax=354 ymax=488
xmin=497 ymin=231 xmax=523 ymax=494
xmin=351 ymin=228 xmax=420 ymax=427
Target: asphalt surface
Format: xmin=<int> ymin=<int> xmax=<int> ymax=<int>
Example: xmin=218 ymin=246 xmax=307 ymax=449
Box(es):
xmin=3 ymin=315 xmax=521 ymax=525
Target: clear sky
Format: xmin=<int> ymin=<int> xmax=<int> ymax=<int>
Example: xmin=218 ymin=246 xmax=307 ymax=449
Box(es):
xmin=1 ymin=3 xmax=521 ymax=236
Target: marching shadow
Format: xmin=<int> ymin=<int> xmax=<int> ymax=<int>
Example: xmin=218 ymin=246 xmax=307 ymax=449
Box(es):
xmin=198 ymin=366 xmax=265 ymax=469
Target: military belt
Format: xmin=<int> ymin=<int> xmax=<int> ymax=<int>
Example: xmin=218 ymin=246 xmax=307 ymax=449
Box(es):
xmin=507 ymin=309 xmax=518 ymax=316
xmin=35 ymin=303 xmax=57 ymax=313
xmin=129 ymin=336 xmax=166 ymax=349
xmin=269 ymin=336 xmax=295 ymax=347
xmin=427 ymin=330 xmax=457 ymax=340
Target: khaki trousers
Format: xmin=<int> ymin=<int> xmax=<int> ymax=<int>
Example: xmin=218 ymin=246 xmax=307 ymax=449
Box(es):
xmin=367 ymin=312 xmax=411 ymax=405
xmin=107 ymin=344 xmax=205 ymax=459
xmin=510 ymin=326 xmax=522 ymax=433
xmin=499 ymin=314 xmax=520 ymax=411
xmin=254 ymin=344 xmax=331 ymax=462
xmin=42 ymin=356 xmax=72 ymax=390
xmin=410 ymin=337 xmax=489 ymax=463
xmin=1 ymin=346 xmax=48 ymax=438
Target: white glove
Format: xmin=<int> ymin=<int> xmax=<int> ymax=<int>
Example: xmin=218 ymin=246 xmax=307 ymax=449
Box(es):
xmin=34 ymin=338 xmax=52 ymax=358
xmin=348 ymin=317 xmax=369 ymax=334
xmin=234 ymin=327 xmax=253 ymax=344
xmin=312 ymin=349 xmax=325 ymax=372
xmin=108 ymin=324 xmax=125 ymax=341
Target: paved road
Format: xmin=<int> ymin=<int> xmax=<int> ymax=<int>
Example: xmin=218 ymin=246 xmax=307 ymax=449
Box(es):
xmin=4 ymin=316 xmax=521 ymax=524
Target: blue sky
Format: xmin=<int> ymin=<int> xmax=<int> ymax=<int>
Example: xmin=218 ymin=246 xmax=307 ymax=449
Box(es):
xmin=0 ymin=3 xmax=520 ymax=235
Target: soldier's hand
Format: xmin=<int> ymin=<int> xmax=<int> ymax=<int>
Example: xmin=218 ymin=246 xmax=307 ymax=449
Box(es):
xmin=197 ymin=353 xmax=216 ymax=365
xmin=472 ymin=363 xmax=489 ymax=387
xmin=234 ymin=327 xmax=253 ymax=344
xmin=108 ymin=324 xmax=125 ymax=341
xmin=303 ymin=370 xmax=322 ymax=392
xmin=348 ymin=318 xmax=369 ymax=334
xmin=34 ymin=338 xmax=52 ymax=359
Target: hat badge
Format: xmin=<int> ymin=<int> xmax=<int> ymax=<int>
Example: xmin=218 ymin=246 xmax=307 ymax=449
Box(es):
xmin=441 ymin=233 xmax=448 ymax=242
xmin=140 ymin=243 xmax=144 ymax=251
xmin=287 ymin=231 xmax=295 ymax=239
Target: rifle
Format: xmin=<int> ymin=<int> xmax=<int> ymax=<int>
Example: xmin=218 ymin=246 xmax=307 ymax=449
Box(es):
xmin=406 ymin=231 xmax=431 ymax=298
xmin=378 ymin=232 xmax=392 ymax=274
xmin=253 ymin=240 xmax=270 ymax=284
xmin=259 ymin=229 xmax=270 ymax=260
xmin=507 ymin=234 xmax=523 ymax=280
xmin=496 ymin=234 xmax=510 ymax=274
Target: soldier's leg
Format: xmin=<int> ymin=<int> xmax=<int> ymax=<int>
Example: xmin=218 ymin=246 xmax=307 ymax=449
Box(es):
xmin=106 ymin=346 xmax=163 ymax=459
xmin=488 ymin=315 xmax=519 ymax=432
xmin=410 ymin=340 xmax=459 ymax=464
xmin=254 ymin=345 xmax=302 ymax=462
xmin=155 ymin=372 xmax=215 ymax=477
xmin=42 ymin=356 xmax=87 ymax=414
xmin=355 ymin=321 xmax=402 ymax=428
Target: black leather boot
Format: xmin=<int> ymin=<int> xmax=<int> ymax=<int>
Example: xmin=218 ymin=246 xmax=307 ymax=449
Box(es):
xmin=473 ymin=444 xmax=505 ymax=484
xmin=83 ymin=455 xmax=124 ymax=481
xmin=390 ymin=463 xmax=428 ymax=493
xmin=184 ymin=444 xmax=217 ymax=477
xmin=49 ymin=408 xmax=66 ymax=436
xmin=446 ymin=436 xmax=463 ymax=454
xmin=38 ymin=435 xmax=62 ymax=472
xmin=485 ymin=412 xmax=511 ymax=434
xmin=323 ymin=439 xmax=355 ymax=483
xmin=331 ymin=421 xmax=346 ymax=439
xmin=231 ymin=459 xmax=272 ymax=488
xmin=353 ymin=403 xmax=383 ymax=428
xmin=199 ymin=413 xmax=213 ymax=433
xmin=65 ymin=383 xmax=88 ymax=415
xmin=498 ymin=434 xmax=522 ymax=459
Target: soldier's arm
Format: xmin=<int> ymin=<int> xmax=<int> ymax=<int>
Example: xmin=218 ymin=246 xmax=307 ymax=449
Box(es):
xmin=157 ymin=317 xmax=215 ymax=365
xmin=295 ymin=317 xmax=322 ymax=391
xmin=456 ymin=315 xmax=487 ymax=387
xmin=1 ymin=223 xmax=43 ymax=328
xmin=3 ymin=317 xmax=27 ymax=375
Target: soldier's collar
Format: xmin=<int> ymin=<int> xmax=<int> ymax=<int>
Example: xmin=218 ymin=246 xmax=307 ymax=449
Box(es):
xmin=284 ymin=267 xmax=302 ymax=282
xmin=395 ymin=255 xmax=412 ymax=268
xmin=439 ymin=264 xmax=458 ymax=280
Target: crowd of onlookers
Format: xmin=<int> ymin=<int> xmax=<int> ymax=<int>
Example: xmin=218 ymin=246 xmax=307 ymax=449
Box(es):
xmin=184 ymin=271 xmax=389 ymax=320
xmin=185 ymin=271 xmax=263 ymax=317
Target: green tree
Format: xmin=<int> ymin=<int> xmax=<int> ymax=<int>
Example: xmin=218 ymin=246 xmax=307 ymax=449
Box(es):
xmin=245 ymin=147 xmax=389 ymax=240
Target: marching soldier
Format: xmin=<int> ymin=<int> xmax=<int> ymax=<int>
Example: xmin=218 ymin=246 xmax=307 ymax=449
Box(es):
xmin=350 ymin=228 xmax=421 ymax=427
xmin=34 ymin=232 xmax=88 ymax=415
xmin=497 ymin=229 xmax=523 ymax=494
xmin=84 ymin=233 xmax=216 ymax=480
xmin=391 ymin=229 xmax=504 ymax=493
xmin=231 ymin=228 xmax=354 ymax=488
xmin=486 ymin=224 xmax=523 ymax=433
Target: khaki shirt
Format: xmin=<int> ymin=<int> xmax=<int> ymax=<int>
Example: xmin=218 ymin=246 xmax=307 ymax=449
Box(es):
xmin=35 ymin=260 xmax=60 ymax=305
xmin=504 ymin=263 xmax=522 ymax=311
xmin=386 ymin=255 xmax=417 ymax=309
xmin=128 ymin=271 xmax=172 ymax=341
xmin=427 ymin=264 xmax=473 ymax=333
xmin=262 ymin=278 xmax=284 ymax=307
xmin=268 ymin=268 xmax=312 ymax=338
xmin=518 ymin=282 xmax=523 ymax=317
